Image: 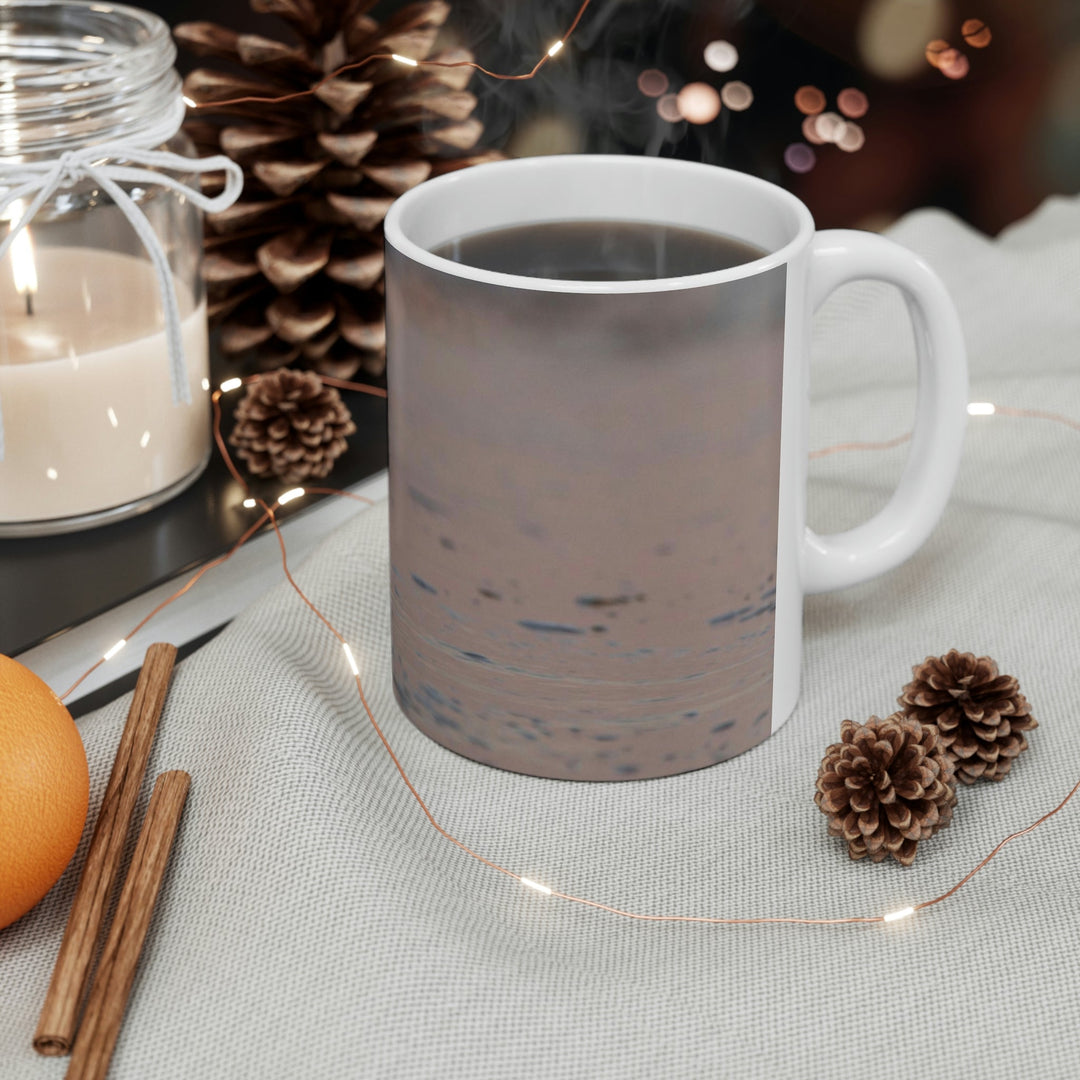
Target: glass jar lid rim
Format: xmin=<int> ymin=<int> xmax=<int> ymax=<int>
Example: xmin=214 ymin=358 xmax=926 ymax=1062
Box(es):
xmin=0 ymin=1 xmax=180 ymax=158
xmin=0 ymin=0 xmax=172 ymax=87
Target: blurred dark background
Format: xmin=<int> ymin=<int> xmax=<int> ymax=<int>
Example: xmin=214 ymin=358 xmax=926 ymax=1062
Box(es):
xmin=153 ymin=0 xmax=1080 ymax=235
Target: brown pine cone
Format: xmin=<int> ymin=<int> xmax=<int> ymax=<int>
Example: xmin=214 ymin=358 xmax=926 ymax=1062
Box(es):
xmin=176 ymin=0 xmax=501 ymax=381
xmin=898 ymin=650 xmax=1037 ymax=784
xmin=228 ymin=370 xmax=356 ymax=484
xmin=815 ymin=714 xmax=957 ymax=866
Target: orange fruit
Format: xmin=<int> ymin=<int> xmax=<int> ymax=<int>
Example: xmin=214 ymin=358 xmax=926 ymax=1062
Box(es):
xmin=0 ymin=655 xmax=89 ymax=930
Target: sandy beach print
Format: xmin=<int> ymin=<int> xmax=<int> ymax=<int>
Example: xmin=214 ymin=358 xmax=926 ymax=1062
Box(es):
xmin=387 ymin=249 xmax=786 ymax=780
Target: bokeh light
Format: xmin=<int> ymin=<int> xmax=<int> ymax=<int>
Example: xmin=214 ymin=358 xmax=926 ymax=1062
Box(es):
xmin=637 ymin=69 xmax=669 ymax=98
xmin=814 ymin=111 xmax=846 ymax=143
xmin=704 ymin=40 xmax=739 ymax=73
xmin=794 ymin=85 xmax=826 ymax=115
xmin=836 ymin=122 xmax=866 ymax=152
xmin=720 ymin=80 xmax=754 ymax=111
xmin=858 ymin=0 xmax=948 ymax=80
xmin=925 ymin=39 xmax=950 ymax=68
xmin=837 ymin=88 xmax=869 ymax=119
xmin=677 ymin=81 xmax=722 ymax=124
xmin=784 ymin=143 xmax=816 ymax=174
xmin=962 ymin=18 xmax=992 ymax=48
xmin=939 ymin=48 xmax=970 ymax=79
xmin=656 ymin=93 xmax=682 ymax=122
xmin=801 ymin=114 xmax=825 ymax=145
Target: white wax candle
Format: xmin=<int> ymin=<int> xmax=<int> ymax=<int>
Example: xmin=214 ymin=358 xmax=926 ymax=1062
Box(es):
xmin=0 ymin=247 xmax=210 ymax=524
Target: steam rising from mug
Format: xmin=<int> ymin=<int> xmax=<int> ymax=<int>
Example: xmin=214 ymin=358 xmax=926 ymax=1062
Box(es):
xmin=452 ymin=0 xmax=739 ymax=159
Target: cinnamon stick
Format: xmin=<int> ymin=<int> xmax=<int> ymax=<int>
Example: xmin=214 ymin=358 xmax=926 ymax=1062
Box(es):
xmin=66 ymin=771 xmax=191 ymax=1080
xmin=34 ymin=643 xmax=178 ymax=1056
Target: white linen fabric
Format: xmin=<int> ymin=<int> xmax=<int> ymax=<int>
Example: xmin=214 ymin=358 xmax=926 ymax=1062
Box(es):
xmin=2 ymin=197 xmax=1079 ymax=1080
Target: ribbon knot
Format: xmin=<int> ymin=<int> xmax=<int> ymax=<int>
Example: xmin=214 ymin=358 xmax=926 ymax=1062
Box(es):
xmin=55 ymin=152 xmax=85 ymax=188
xmin=0 ymin=138 xmax=244 ymax=462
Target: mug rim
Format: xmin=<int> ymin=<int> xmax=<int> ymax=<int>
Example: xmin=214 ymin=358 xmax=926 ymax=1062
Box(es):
xmin=384 ymin=154 xmax=816 ymax=295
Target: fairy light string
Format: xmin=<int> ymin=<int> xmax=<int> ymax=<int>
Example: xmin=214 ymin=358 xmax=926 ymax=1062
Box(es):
xmin=52 ymin=375 xmax=1080 ymax=930
xmin=0 ymin=3 xmax=1053 ymax=929
xmin=809 ymin=402 xmax=1080 ymax=461
xmin=184 ymin=0 xmax=594 ymax=112
xmin=78 ymin=6 xmax=1063 ymax=930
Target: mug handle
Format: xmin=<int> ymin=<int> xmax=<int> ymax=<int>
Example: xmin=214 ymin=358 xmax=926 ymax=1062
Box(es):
xmin=803 ymin=229 xmax=969 ymax=594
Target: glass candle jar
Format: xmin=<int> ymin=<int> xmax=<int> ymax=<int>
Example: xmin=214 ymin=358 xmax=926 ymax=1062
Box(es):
xmin=0 ymin=1 xmax=232 ymax=536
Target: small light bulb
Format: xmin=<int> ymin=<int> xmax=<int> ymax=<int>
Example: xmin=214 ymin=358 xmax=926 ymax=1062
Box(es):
xmin=883 ymin=906 xmax=915 ymax=923
xmin=220 ymin=377 xmax=243 ymax=393
xmin=520 ymin=877 xmax=552 ymax=895
xmin=392 ymin=53 xmax=418 ymax=66
xmin=182 ymin=95 xmax=197 ymax=109
xmin=343 ymin=643 xmax=360 ymax=676
xmin=547 ymin=40 xmax=564 ymax=57
xmin=967 ymin=402 xmax=996 ymax=416
xmin=242 ymin=497 xmax=257 ymax=509
xmin=277 ymin=487 xmax=305 ymax=505
xmin=103 ymin=638 xmax=127 ymax=661
xmin=201 ymin=377 xmax=211 ymax=392
xmin=45 ymin=467 xmax=58 ymax=480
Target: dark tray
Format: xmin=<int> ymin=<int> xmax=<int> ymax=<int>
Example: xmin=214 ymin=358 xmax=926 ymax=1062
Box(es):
xmin=0 ymin=388 xmax=387 ymax=658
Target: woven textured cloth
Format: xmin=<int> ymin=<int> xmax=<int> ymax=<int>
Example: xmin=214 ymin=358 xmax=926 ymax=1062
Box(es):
xmin=3 ymin=196 xmax=1080 ymax=1079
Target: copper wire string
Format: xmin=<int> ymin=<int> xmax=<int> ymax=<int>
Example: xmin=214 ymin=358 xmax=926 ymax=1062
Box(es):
xmin=59 ymin=384 xmax=1080 ymax=927
xmin=809 ymin=432 xmax=912 ymax=460
xmin=213 ymin=388 xmax=890 ymax=924
xmin=316 ymin=376 xmax=387 ymax=399
xmin=57 ymin=508 xmax=272 ymax=701
xmin=56 ymin=377 xmax=387 ymax=700
xmin=993 ymin=405 xmax=1080 ymax=433
xmin=808 ymin=405 xmax=1080 ymax=461
xmin=915 ymin=774 xmax=1080 ymax=912
xmin=188 ymin=0 xmax=595 ymax=110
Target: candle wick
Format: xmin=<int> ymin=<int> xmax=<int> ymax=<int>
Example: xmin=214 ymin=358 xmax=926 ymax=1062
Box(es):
xmin=24 ymin=291 xmax=33 ymax=317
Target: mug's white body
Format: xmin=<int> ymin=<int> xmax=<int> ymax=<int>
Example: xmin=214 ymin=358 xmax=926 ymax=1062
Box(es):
xmin=385 ymin=156 xmax=967 ymax=780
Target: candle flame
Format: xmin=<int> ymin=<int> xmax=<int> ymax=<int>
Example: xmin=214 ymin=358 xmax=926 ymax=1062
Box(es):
xmin=5 ymin=201 xmax=38 ymax=308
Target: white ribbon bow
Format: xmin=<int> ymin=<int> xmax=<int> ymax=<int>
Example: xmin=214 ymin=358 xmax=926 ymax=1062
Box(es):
xmin=0 ymin=145 xmax=244 ymax=461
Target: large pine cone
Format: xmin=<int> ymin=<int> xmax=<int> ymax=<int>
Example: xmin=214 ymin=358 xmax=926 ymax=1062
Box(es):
xmin=898 ymin=650 xmax=1037 ymax=784
xmin=228 ymin=369 xmax=356 ymax=483
xmin=176 ymin=0 xmax=501 ymax=381
xmin=815 ymin=715 xmax=957 ymax=866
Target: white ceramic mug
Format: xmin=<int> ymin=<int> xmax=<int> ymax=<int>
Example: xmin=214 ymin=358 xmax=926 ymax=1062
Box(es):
xmin=384 ymin=155 xmax=967 ymax=781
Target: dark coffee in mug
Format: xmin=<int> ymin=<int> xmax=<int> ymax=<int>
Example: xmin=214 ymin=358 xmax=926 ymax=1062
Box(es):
xmin=432 ymin=220 xmax=765 ymax=281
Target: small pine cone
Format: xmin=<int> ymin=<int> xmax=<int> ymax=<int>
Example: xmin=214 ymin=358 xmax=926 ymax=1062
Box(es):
xmin=815 ymin=714 xmax=957 ymax=866
xmin=898 ymin=650 xmax=1037 ymax=784
xmin=228 ymin=370 xmax=356 ymax=484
